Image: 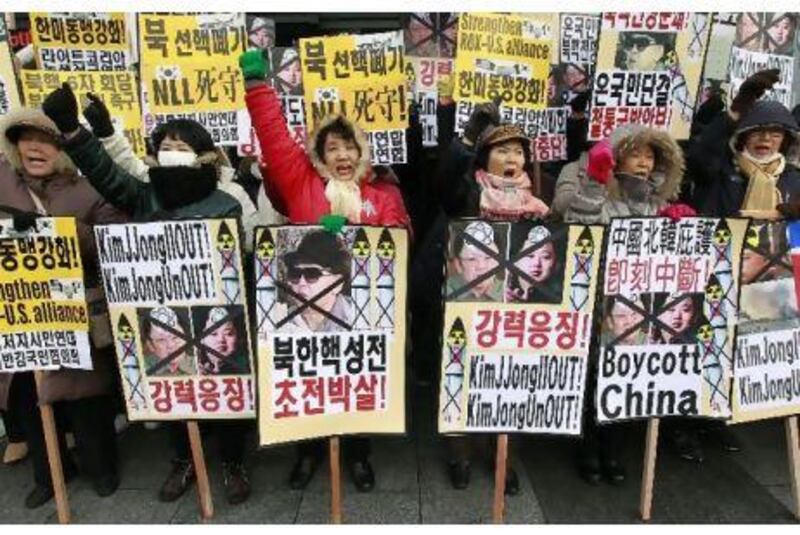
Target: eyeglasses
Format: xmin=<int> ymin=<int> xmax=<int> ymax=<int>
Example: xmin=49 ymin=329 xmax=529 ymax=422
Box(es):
xmin=287 ymin=266 xmax=331 ymax=284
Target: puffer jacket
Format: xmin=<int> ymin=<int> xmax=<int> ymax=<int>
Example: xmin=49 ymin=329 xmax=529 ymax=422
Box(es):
xmin=63 ymin=127 xmax=241 ymax=221
xmin=244 ymin=83 xmax=410 ymax=227
xmin=555 ymin=125 xmax=685 ymax=224
xmin=688 ymin=100 xmax=800 ymax=216
xmin=98 ymin=129 xmax=283 ymax=247
xmin=0 ymin=109 xmax=128 ymax=409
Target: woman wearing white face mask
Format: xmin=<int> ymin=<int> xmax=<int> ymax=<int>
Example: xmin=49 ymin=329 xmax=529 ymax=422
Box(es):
xmin=79 ymin=93 xmax=283 ymax=248
xmin=41 ymin=83 xmax=254 ymax=507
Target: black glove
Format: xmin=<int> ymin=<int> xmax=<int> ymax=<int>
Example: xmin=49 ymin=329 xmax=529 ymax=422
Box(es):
xmin=730 ymin=69 xmax=781 ymax=115
xmin=463 ymin=98 xmax=501 ymax=146
xmin=83 ymin=93 xmax=114 ymax=138
xmin=13 ymin=212 xmax=38 ymax=232
xmin=42 ymin=82 xmax=80 ymax=134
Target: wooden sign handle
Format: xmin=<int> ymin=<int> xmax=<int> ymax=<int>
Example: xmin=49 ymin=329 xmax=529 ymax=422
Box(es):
xmin=639 ymin=418 xmax=660 ymax=521
xmin=34 ymin=371 xmax=70 ymax=524
xmin=785 ymin=416 xmax=800 ymax=519
xmin=330 ymin=437 xmax=342 ymax=524
xmin=492 ymin=433 xmax=509 ymax=524
xmin=186 ymin=421 xmax=214 ymax=521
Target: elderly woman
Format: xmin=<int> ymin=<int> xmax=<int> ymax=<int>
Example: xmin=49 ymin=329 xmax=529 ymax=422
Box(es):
xmin=0 ymin=107 xmax=128 ymax=508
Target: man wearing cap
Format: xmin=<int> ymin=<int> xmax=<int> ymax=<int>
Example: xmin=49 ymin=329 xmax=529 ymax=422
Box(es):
xmin=142 ymin=307 xmax=196 ymax=376
xmin=277 ymin=230 xmax=354 ymax=332
xmin=446 ymin=221 xmax=504 ymax=302
xmin=0 ymin=107 xmax=127 ymax=507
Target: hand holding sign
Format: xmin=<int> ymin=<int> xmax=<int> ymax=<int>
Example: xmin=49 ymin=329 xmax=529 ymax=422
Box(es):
xmin=42 ymin=82 xmax=80 ymax=134
xmin=239 ymin=50 xmax=270 ymax=81
xmin=587 ymin=139 xmax=614 ymax=185
xmin=82 ymin=93 xmax=114 ymax=138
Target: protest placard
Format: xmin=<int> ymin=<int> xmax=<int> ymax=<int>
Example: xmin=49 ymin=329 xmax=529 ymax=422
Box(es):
xmin=139 ymin=13 xmax=248 ymax=146
xmin=255 ymin=225 xmax=408 ymax=446
xmin=299 ymin=31 xmax=409 ymax=164
xmin=727 ymin=13 xmax=797 ymax=109
xmin=597 ymin=217 xmax=747 ymax=423
xmin=731 ymin=221 xmax=800 ymax=423
xmin=30 ymin=12 xmax=130 ymax=70
xmin=0 ymin=16 xmax=20 ymax=115
xmin=0 ymin=217 xmax=92 ymax=373
xmin=454 ymin=12 xmax=553 ymax=110
xmin=95 ymin=219 xmax=255 ymax=420
xmin=19 ymin=70 xmax=145 ymax=156
xmin=697 ymin=13 xmax=737 ymax=108
xmin=552 ymin=13 xmax=599 ymax=105
xmin=238 ymin=46 xmax=307 ymax=157
xmin=438 ymin=220 xmax=603 ymax=434
xmin=590 ymin=12 xmax=712 ymax=140
xmin=404 ymin=13 xmax=458 ymax=58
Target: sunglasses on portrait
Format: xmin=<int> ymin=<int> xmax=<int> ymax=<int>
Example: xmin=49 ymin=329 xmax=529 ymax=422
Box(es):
xmin=287 ymin=266 xmax=332 ymax=284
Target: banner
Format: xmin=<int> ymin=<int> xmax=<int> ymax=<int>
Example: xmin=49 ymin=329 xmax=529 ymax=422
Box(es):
xmin=404 ymin=13 xmax=458 ymax=58
xmin=727 ymin=13 xmax=797 ymax=109
xmin=0 ymin=217 xmax=92 ymax=372
xmin=95 ymin=219 xmax=255 ymax=420
xmin=697 ymin=13 xmax=737 ymax=107
xmin=589 ymin=12 xmax=712 ymax=140
xmin=732 ymin=221 xmax=800 ymax=423
xmin=20 ymin=70 xmax=145 ymax=156
xmin=438 ymin=220 xmax=603 ymax=435
xmin=238 ymin=46 xmax=307 ymax=157
xmin=454 ymin=13 xmax=553 ymax=110
xmin=30 ymin=12 xmax=130 ymax=70
xmin=299 ymin=31 xmax=408 ymax=164
xmin=0 ymin=15 xmax=20 ymax=115
xmin=139 ymin=13 xmax=248 ymax=146
xmin=455 ymin=101 xmax=569 ymax=162
xmin=597 ymin=217 xmax=747 ymax=423
xmin=552 ymin=13 xmax=599 ymax=105
xmin=255 ymin=225 xmax=408 ymax=446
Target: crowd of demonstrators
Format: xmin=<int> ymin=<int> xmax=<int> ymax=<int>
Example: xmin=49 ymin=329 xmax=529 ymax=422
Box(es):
xmin=1 ymin=38 xmax=799 ymax=515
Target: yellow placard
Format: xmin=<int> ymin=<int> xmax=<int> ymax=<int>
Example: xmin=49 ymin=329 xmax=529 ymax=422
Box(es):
xmin=299 ymin=31 xmax=408 ymax=132
xmin=454 ymin=12 xmax=553 ymax=110
xmin=30 ymin=12 xmax=128 ymax=51
xmin=139 ymin=13 xmax=246 ymax=114
xmin=19 ymin=70 xmax=146 ymax=157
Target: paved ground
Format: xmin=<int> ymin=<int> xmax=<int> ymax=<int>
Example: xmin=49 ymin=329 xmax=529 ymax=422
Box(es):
xmin=0 ymin=383 xmax=797 ymax=524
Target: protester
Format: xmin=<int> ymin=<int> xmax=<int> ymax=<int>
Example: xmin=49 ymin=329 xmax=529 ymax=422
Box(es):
xmin=40 ymin=83 xmax=253 ymax=506
xmin=79 ymin=94 xmax=278 ymax=248
xmin=0 ymin=107 xmax=128 ymax=508
xmin=239 ymin=49 xmax=412 ymax=493
xmin=688 ymin=70 xmax=800 ymax=219
xmin=1 ymin=409 xmax=28 ymax=464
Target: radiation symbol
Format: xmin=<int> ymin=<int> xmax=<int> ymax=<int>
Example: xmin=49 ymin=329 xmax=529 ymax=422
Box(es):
xmin=376 ymin=239 xmax=395 ymax=261
xmin=447 ymin=324 xmax=466 ymax=350
xmin=353 ymin=239 xmax=370 ymax=259
xmin=745 ymin=225 xmax=762 ymax=249
xmin=217 ymin=223 xmax=237 ymax=252
xmin=713 ymin=228 xmax=731 ymax=247
xmin=256 ymin=235 xmax=275 ymax=260
xmin=696 ymin=323 xmax=713 ymax=344
xmin=576 ymin=238 xmax=594 ymax=257
xmin=706 ymin=283 xmax=723 ymax=302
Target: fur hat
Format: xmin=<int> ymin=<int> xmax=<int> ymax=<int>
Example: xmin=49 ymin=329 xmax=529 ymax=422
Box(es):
xmin=307 ymin=114 xmax=372 ymax=184
xmin=0 ymin=107 xmax=77 ymax=176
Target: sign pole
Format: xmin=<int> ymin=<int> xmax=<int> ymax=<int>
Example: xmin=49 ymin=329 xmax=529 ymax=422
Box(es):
xmin=330 ymin=437 xmax=342 ymax=523
xmin=785 ymin=416 xmax=800 ymax=519
xmin=187 ymin=421 xmax=214 ymax=521
xmin=33 ymin=371 xmax=71 ymax=524
xmin=639 ymin=418 xmax=660 ymax=521
xmin=492 ymin=433 xmax=508 ymax=524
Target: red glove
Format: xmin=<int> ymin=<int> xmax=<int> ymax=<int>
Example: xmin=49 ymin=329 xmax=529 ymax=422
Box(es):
xmin=586 ymin=139 xmax=614 ymax=185
xmin=658 ymin=203 xmax=697 ymax=222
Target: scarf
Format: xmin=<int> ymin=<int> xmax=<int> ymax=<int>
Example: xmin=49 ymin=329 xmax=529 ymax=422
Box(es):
xmin=736 ymin=151 xmax=786 ymax=214
xmin=149 ymin=164 xmax=218 ymax=211
xmin=324 ymin=177 xmax=362 ymax=223
xmin=474 ymin=169 xmax=549 ymax=221
xmin=616 ymin=173 xmax=657 ymax=204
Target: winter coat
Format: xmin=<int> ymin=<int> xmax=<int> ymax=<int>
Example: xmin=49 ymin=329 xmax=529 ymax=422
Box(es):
xmin=63 ymin=127 xmax=241 ymax=221
xmin=0 ymin=109 xmax=128 ymax=409
xmin=98 ymin=129 xmax=282 ymax=248
xmin=244 ymin=83 xmax=410 ymax=227
xmin=555 ymin=125 xmax=684 ymax=224
xmin=688 ymin=101 xmax=800 ymax=217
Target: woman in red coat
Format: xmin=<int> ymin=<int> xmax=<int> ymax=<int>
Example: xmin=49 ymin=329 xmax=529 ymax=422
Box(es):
xmin=240 ymin=50 xmax=410 ymax=229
